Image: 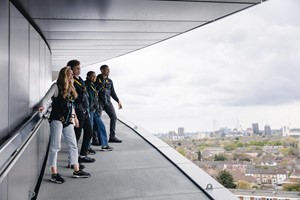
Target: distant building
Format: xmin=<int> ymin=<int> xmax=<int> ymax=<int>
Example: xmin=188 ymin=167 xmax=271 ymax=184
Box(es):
xmin=262 ymin=145 xmax=283 ymax=154
xmin=213 ymin=120 xmax=218 ymax=132
xmin=227 ymin=169 xmax=257 ymax=185
xmin=178 ymin=127 xmax=184 ymax=136
xmin=202 ymin=147 xmax=225 ymax=158
xmin=264 ymin=124 xmax=272 ymax=135
xmin=252 ymin=123 xmax=259 ymax=135
xmin=246 ymin=128 xmax=253 ymax=136
xmin=231 ymin=189 xmax=300 ymax=200
xmin=218 ymin=127 xmax=230 ymax=137
xmin=282 ymin=126 xmax=290 ymax=136
xmin=287 ymin=130 xmax=300 ymax=137
xmin=168 ymin=130 xmax=184 ymax=140
xmin=245 ymin=167 xmax=286 ymax=185
xmin=224 ymin=162 xmax=249 ymax=173
xmin=283 ymin=170 xmax=300 ymax=185
xmin=280 ymin=127 xmax=300 ymax=137
xmin=193 ymin=132 xmax=210 ymax=139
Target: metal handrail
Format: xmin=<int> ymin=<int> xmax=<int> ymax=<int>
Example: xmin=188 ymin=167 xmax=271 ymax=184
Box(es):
xmin=0 ymin=108 xmax=50 ymax=182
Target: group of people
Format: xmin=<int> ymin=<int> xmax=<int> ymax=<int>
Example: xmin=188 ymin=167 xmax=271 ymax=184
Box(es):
xmin=38 ymin=60 xmax=122 ymax=184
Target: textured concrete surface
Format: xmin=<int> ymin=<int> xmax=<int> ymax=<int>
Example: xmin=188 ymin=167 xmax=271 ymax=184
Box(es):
xmin=37 ymin=115 xmax=210 ymax=200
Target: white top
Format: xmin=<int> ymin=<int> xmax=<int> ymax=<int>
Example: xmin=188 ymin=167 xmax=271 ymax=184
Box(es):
xmin=39 ymin=83 xmax=76 ymax=124
xmin=39 ymin=83 xmax=59 ymax=108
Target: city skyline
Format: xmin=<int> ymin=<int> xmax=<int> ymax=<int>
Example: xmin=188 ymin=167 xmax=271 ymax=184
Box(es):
xmin=83 ymin=0 xmax=300 ymax=133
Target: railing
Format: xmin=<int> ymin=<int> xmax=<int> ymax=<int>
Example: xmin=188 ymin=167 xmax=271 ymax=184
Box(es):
xmin=0 ymin=109 xmax=50 ymax=183
xmin=117 ymin=114 xmax=239 ymax=200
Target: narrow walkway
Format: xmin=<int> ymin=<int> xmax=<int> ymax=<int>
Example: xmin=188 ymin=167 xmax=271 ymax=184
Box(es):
xmin=37 ymin=115 xmax=210 ymax=200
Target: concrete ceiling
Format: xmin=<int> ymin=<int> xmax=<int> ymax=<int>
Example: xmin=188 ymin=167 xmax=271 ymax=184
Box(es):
xmin=11 ymin=0 xmax=265 ymax=72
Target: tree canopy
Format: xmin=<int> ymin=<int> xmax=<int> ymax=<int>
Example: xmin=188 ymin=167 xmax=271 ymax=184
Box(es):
xmin=216 ymin=170 xmax=236 ymax=188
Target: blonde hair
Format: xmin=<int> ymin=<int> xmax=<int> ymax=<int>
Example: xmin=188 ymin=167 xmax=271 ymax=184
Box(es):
xmin=57 ymin=66 xmax=78 ymax=99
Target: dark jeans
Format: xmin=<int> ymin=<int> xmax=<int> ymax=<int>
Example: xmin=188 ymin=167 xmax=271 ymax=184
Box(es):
xmin=74 ymin=109 xmax=92 ymax=156
xmin=90 ymin=111 xmax=108 ymax=146
xmin=99 ymin=102 xmax=117 ymax=138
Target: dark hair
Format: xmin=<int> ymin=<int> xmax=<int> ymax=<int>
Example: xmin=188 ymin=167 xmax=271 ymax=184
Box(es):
xmin=67 ymin=59 xmax=80 ymax=70
xmin=100 ymin=64 xmax=109 ymax=71
xmin=86 ymin=71 xmax=95 ymax=78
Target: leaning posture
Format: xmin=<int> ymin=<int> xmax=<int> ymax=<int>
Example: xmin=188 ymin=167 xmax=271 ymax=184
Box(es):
xmin=38 ymin=66 xmax=90 ymax=184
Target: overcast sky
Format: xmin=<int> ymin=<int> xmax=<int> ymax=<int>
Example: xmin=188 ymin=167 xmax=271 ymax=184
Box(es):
xmin=83 ymin=0 xmax=300 ymax=133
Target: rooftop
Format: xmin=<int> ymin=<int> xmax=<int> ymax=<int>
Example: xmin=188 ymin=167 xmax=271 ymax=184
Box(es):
xmin=37 ymin=114 xmax=237 ymax=200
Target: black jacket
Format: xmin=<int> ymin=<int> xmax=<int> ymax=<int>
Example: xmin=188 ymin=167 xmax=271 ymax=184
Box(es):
xmin=85 ymin=79 xmax=99 ymax=112
xmin=73 ymin=76 xmax=89 ymax=111
xmin=95 ymin=74 xmax=119 ymax=107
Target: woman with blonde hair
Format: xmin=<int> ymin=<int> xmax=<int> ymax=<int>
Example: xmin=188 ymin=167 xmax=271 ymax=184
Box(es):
xmin=38 ymin=66 xmax=91 ymax=184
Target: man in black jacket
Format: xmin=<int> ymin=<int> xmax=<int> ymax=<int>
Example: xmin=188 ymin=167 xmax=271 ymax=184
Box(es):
xmin=68 ymin=59 xmax=96 ymax=164
xmin=96 ymin=65 xmax=123 ymax=143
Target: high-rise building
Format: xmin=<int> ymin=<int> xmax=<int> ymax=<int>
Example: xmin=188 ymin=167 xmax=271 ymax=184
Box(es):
xmin=246 ymin=128 xmax=253 ymax=136
xmin=178 ymin=127 xmax=184 ymax=136
xmin=282 ymin=126 xmax=290 ymax=136
xmin=252 ymin=123 xmax=259 ymax=135
xmin=264 ymin=124 xmax=271 ymax=135
xmin=213 ymin=120 xmax=218 ymax=132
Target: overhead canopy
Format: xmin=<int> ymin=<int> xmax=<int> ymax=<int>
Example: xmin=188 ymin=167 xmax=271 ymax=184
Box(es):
xmin=11 ymin=0 xmax=265 ymax=71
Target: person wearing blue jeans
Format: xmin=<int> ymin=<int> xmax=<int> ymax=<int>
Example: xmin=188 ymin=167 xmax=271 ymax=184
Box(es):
xmin=85 ymin=71 xmax=114 ymax=151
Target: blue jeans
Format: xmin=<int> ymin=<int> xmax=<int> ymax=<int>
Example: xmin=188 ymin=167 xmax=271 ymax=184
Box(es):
xmin=48 ymin=120 xmax=78 ymax=167
xmin=89 ymin=111 xmax=108 ymax=146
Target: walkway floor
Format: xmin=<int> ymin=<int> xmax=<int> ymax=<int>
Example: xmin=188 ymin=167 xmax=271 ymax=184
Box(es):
xmin=37 ymin=115 xmax=210 ymax=200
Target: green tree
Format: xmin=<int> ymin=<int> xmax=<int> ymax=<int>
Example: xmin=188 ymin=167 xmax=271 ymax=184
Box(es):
xmin=267 ymin=140 xmax=282 ymax=146
xmin=280 ymin=147 xmax=290 ymax=156
xmin=249 ymin=141 xmax=266 ymax=147
xmin=283 ymin=184 xmax=300 ymax=191
xmin=233 ymin=153 xmax=251 ymax=162
xmin=289 ymin=147 xmax=299 ymax=156
xmin=197 ymin=150 xmax=202 ymax=161
xmin=224 ymin=143 xmax=237 ymax=151
xmin=177 ymin=147 xmax=186 ymax=157
xmin=236 ymin=142 xmax=244 ymax=148
xmin=214 ymin=154 xmax=227 ymax=161
xmin=237 ymin=180 xmax=252 ymax=189
xmin=216 ymin=170 xmax=236 ymax=188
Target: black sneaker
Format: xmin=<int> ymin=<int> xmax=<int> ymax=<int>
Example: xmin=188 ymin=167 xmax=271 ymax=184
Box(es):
xmin=67 ymin=163 xmax=85 ymax=170
xmin=91 ymin=139 xmax=100 ymax=146
xmin=79 ymin=156 xmax=96 ymax=163
xmin=50 ymin=173 xmax=65 ymax=184
xmin=101 ymin=145 xmax=114 ymax=151
xmin=108 ymin=137 xmax=122 ymax=143
xmin=87 ymin=148 xmax=96 ymax=155
xmin=73 ymin=170 xmax=91 ymax=178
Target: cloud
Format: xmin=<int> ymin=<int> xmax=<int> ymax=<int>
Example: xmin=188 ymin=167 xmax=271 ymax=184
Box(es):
xmin=86 ymin=0 xmax=300 ymax=132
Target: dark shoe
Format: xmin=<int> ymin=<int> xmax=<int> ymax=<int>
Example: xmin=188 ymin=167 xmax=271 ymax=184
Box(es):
xmin=73 ymin=170 xmax=91 ymax=178
xmin=50 ymin=173 xmax=65 ymax=184
xmin=79 ymin=156 xmax=96 ymax=163
xmin=67 ymin=163 xmax=85 ymax=170
xmin=91 ymin=140 xmax=100 ymax=146
xmin=108 ymin=137 xmax=122 ymax=143
xmin=101 ymin=145 xmax=114 ymax=151
xmin=87 ymin=148 xmax=96 ymax=155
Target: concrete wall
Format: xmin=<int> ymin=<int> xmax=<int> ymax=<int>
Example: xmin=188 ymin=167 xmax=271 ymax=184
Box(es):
xmin=0 ymin=1 xmax=51 ymax=200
